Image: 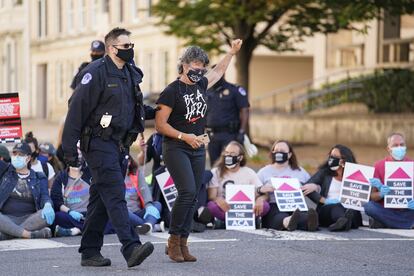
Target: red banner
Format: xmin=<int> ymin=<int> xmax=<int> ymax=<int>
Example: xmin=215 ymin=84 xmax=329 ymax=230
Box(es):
xmin=0 ymin=93 xmax=22 ymax=142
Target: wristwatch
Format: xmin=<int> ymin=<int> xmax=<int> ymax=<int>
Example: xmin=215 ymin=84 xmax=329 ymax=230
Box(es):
xmin=178 ymin=132 xmax=183 ymax=140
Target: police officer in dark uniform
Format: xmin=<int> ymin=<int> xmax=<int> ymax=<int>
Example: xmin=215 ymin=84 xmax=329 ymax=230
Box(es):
xmin=62 ymin=28 xmax=155 ymax=268
xmin=206 ymin=76 xmax=249 ymax=166
xmin=70 ymin=40 xmax=106 ymax=90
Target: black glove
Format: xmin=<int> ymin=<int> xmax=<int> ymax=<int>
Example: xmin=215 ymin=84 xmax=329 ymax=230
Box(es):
xmin=236 ymin=131 xmax=245 ymax=144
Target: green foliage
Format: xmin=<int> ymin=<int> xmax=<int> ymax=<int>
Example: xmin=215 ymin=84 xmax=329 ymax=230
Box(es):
xmin=153 ymin=0 xmax=414 ymax=89
xmin=153 ymin=0 xmax=414 ymax=53
xmin=306 ymin=69 xmax=414 ymax=113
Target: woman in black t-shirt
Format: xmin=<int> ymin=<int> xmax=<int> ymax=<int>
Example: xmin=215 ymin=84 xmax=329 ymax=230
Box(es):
xmin=156 ymin=39 xmax=242 ymax=263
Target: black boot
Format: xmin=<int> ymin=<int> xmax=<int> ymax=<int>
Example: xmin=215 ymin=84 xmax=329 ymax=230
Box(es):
xmin=287 ymin=209 xmax=301 ymax=231
xmin=127 ymin=242 xmax=154 ymax=268
xmin=81 ymin=253 xmax=111 ymax=267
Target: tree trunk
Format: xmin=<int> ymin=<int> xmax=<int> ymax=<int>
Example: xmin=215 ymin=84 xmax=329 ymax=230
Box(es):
xmin=235 ymin=43 xmax=253 ymax=136
xmin=235 ymin=44 xmax=252 ymax=92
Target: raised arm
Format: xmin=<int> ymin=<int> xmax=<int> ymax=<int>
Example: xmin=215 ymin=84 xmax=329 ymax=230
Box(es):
xmin=205 ymin=39 xmax=243 ymax=90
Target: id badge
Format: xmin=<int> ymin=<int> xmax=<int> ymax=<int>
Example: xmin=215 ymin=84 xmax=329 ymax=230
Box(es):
xmin=100 ymin=114 xmax=112 ymax=128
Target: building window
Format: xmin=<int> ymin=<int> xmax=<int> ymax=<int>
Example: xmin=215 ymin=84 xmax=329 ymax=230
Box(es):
xmin=67 ymin=0 xmax=74 ymax=32
xmin=4 ymin=39 xmax=17 ymax=92
xmin=147 ymin=52 xmax=153 ymax=92
xmin=91 ymin=0 xmax=99 ymax=27
xmin=37 ymin=0 xmax=47 ymax=38
xmin=79 ymin=0 xmax=87 ymax=30
xmin=131 ymin=0 xmax=138 ymax=22
xmin=135 ymin=0 xmax=152 ymax=19
xmin=120 ymin=0 xmax=124 ymax=22
xmin=103 ymin=0 xmax=109 ymax=13
xmin=13 ymin=0 xmax=23 ymax=6
xmin=160 ymin=50 xmax=169 ymax=87
xmin=56 ymin=63 xmax=63 ymax=100
xmin=57 ymin=0 xmax=62 ymax=33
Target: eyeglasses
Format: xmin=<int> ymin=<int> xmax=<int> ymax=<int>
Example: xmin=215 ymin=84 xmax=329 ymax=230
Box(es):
xmin=189 ymin=67 xmax=207 ymax=75
xmin=112 ymin=43 xmax=134 ymax=50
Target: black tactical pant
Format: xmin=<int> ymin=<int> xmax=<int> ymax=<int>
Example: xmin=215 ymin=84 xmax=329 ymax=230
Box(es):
xmin=79 ymin=137 xmax=141 ymax=260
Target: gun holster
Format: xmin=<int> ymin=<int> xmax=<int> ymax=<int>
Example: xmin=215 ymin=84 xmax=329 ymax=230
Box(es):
xmin=80 ymin=126 xmax=92 ymax=153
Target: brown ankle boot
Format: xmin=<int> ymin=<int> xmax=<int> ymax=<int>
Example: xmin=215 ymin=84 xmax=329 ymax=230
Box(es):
xmin=180 ymin=237 xmax=197 ymax=262
xmin=165 ymin=235 xmax=184 ymax=262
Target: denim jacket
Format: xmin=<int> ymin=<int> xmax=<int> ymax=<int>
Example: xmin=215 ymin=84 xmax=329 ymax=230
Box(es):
xmin=0 ymin=160 xmax=51 ymax=211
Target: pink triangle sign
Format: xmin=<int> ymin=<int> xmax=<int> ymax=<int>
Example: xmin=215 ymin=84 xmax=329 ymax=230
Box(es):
xmin=346 ymin=170 xmax=368 ymax=183
xmin=164 ymin=176 xmax=174 ymax=188
xmin=230 ymin=190 xmax=251 ymax=202
xmin=277 ymin=183 xmax=297 ymax=191
xmin=389 ymin=167 xmax=411 ymax=179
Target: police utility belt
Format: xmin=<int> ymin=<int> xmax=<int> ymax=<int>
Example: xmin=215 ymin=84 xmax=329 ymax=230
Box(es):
xmin=206 ymin=121 xmax=240 ymax=134
xmin=79 ymin=114 xmax=137 ymax=153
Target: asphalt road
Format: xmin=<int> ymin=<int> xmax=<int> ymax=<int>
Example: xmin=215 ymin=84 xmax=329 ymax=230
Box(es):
xmin=0 ymin=227 xmax=413 ymax=276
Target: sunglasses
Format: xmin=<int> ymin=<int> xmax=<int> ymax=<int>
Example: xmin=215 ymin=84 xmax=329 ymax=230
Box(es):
xmin=112 ymin=43 xmax=134 ymax=50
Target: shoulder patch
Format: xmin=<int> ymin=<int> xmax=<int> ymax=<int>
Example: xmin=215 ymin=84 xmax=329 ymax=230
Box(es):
xmin=238 ymin=87 xmax=247 ymax=96
xmin=81 ymin=73 xmax=92 ymax=85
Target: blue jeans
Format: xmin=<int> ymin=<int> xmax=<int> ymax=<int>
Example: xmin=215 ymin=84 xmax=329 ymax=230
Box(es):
xmin=364 ymin=201 xmax=414 ymax=229
xmin=128 ymin=201 xmax=162 ymax=227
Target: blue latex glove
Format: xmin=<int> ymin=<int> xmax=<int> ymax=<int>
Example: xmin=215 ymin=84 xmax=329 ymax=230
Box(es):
xmin=325 ymin=198 xmax=340 ymax=205
xmin=408 ymin=200 xmax=414 ymax=210
xmin=41 ymin=202 xmax=55 ymax=225
xmin=144 ymin=205 xmax=160 ymax=220
xmin=379 ymin=185 xmax=391 ymax=198
xmin=69 ymin=210 xmax=84 ymax=222
xmin=369 ymin=178 xmax=383 ymax=189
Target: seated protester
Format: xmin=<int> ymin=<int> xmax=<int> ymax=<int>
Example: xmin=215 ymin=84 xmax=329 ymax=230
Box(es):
xmin=306 ymin=144 xmax=362 ymax=231
xmin=257 ymin=140 xmax=318 ymax=231
xmin=0 ymin=144 xmax=11 ymax=163
xmin=0 ymin=142 xmax=55 ymax=240
xmin=137 ymin=132 xmax=163 ymax=175
xmin=364 ymin=133 xmax=414 ymax=229
xmin=207 ymin=141 xmax=269 ymax=228
xmin=51 ymin=159 xmax=115 ymax=237
xmin=24 ymin=132 xmax=56 ymax=189
xmin=125 ymin=157 xmax=162 ymax=235
xmin=39 ymin=142 xmax=65 ymax=175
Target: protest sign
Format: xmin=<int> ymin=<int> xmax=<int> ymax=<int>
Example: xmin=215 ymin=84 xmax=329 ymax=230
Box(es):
xmin=271 ymin=178 xmax=308 ymax=212
xmin=225 ymin=185 xmax=255 ymax=230
xmin=339 ymin=162 xmax=374 ymax=211
xmin=155 ymin=168 xmax=178 ymax=211
xmin=384 ymin=162 xmax=413 ymax=208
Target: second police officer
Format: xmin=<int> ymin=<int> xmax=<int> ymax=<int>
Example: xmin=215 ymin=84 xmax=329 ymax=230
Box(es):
xmin=206 ymin=74 xmax=250 ymax=166
xmin=70 ymin=40 xmax=106 ymax=90
xmin=62 ymin=28 xmax=155 ymax=268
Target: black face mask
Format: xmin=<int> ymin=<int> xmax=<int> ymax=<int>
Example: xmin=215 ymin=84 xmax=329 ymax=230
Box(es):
xmin=187 ymin=68 xmax=206 ymax=83
xmin=328 ymin=156 xmax=341 ymax=170
xmin=224 ymin=155 xmax=239 ymax=168
xmin=91 ymin=54 xmax=104 ymax=61
xmin=116 ymin=48 xmax=134 ymax=62
xmin=273 ymin=152 xmax=289 ymax=164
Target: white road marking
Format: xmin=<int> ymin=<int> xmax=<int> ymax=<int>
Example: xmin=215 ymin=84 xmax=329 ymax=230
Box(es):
xmin=236 ymin=229 xmax=348 ymax=240
xmin=0 ymin=234 xmax=239 ymax=252
xmin=237 ymin=228 xmax=414 ymax=241
xmin=0 ymin=239 xmax=67 ymax=252
xmin=361 ymin=228 xmax=414 ymax=238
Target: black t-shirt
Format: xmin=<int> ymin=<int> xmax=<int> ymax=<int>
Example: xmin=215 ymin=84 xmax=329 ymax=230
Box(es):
xmin=157 ymin=77 xmax=208 ymax=139
xmin=1 ymin=174 xmax=36 ymax=217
